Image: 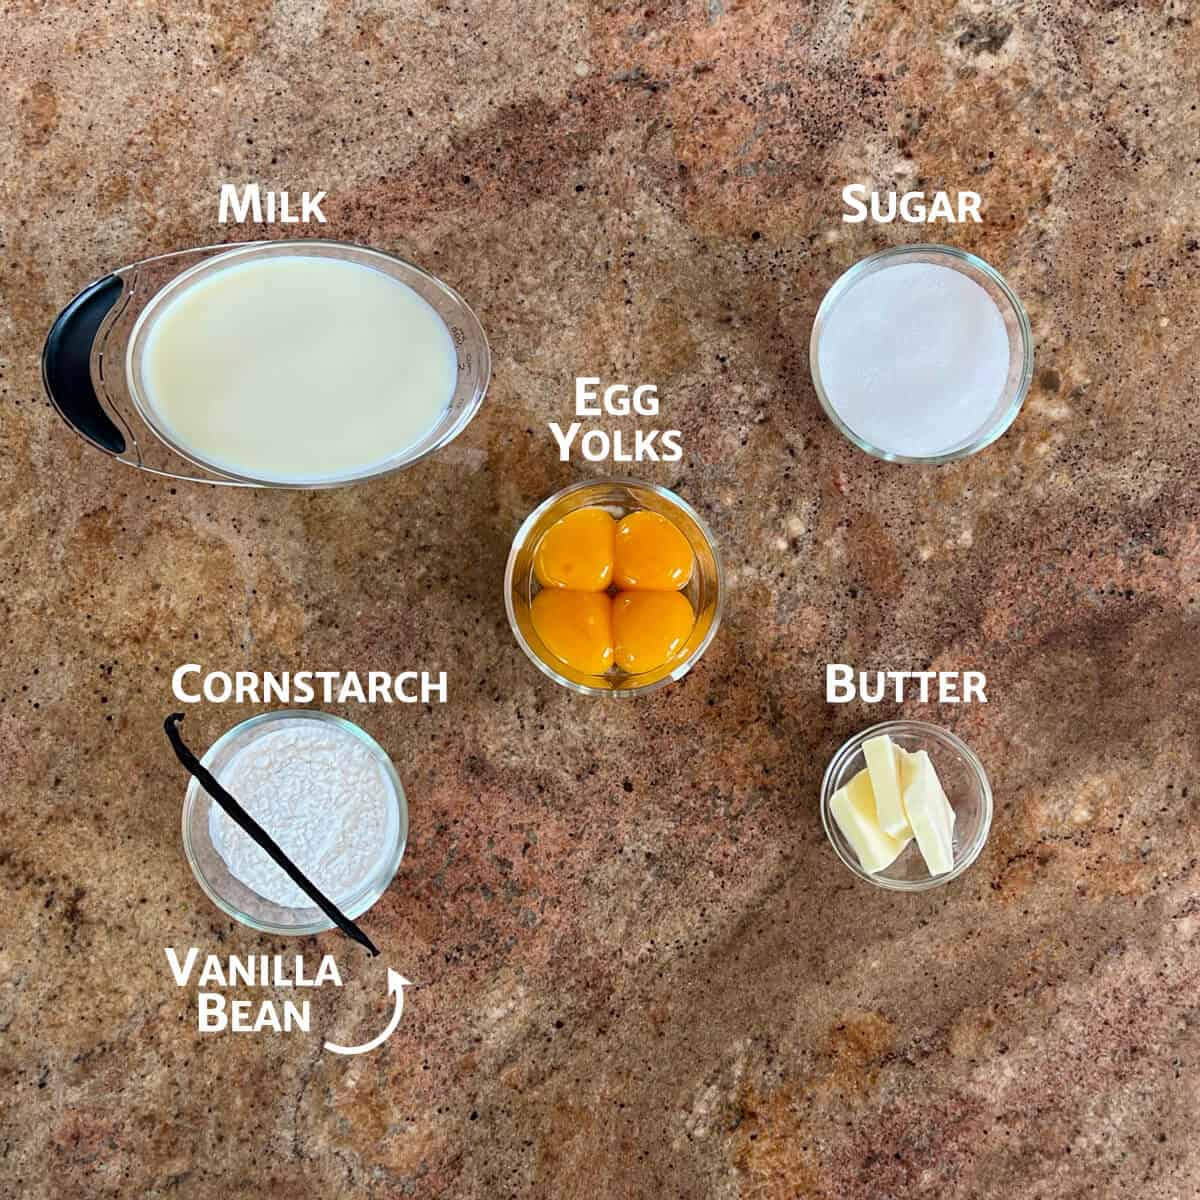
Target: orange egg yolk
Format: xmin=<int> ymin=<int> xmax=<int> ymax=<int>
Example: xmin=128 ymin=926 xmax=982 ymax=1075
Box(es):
xmin=530 ymin=589 xmax=614 ymax=675
xmin=612 ymin=591 xmax=695 ymax=673
xmin=534 ymin=508 xmax=615 ymax=591
xmin=614 ymin=510 xmax=693 ymax=590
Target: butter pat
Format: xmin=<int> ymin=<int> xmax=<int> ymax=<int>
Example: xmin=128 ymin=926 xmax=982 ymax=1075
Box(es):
xmin=901 ymin=749 xmax=955 ymax=875
xmin=830 ymin=767 xmax=911 ymax=873
xmin=896 ymin=744 xmax=941 ymax=801
xmin=863 ymin=734 xmax=910 ymax=837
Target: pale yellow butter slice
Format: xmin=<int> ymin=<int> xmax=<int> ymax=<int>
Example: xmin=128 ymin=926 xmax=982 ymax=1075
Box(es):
xmin=901 ymin=749 xmax=955 ymax=875
xmin=830 ymin=767 xmax=911 ymax=874
xmin=863 ymin=734 xmax=910 ymax=838
xmin=898 ymin=746 xmax=955 ymax=830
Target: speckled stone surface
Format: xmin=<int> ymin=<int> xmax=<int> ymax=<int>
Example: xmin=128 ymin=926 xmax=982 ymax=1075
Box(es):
xmin=1 ymin=2 xmax=1199 ymax=1197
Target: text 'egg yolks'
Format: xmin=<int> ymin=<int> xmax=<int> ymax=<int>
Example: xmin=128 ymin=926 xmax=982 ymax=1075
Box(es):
xmin=534 ymin=508 xmax=615 ymax=591
xmin=614 ymin=511 xmax=693 ymax=590
xmin=531 ymin=589 xmax=614 ymax=675
xmin=613 ymin=591 xmax=695 ymax=673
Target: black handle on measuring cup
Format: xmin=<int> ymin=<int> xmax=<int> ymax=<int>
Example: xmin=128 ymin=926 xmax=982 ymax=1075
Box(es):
xmin=41 ymin=274 xmax=126 ymax=455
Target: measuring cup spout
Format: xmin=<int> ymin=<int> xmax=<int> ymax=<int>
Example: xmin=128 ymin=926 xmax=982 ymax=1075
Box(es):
xmin=42 ymin=274 xmax=127 ymax=455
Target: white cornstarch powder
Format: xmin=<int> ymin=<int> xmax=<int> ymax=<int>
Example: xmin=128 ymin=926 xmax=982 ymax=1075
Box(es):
xmin=210 ymin=723 xmax=396 ymax=908
xmin=817 ymin=261 xmax=1011 ymax=458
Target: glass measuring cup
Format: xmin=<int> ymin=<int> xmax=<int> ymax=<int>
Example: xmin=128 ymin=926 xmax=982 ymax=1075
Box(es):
xmin=42 ymin=239 xmax=491 ymax=487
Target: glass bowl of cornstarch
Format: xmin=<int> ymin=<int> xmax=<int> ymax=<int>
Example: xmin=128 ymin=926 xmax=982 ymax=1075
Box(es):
xmin=182 ymin=710 xmax=407 ymax=934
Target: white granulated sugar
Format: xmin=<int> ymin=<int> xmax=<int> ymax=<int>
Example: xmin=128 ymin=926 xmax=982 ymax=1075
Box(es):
xmin=817 ymin=262 xmax=1010 ymax=458
xmin=210 ymin=724 xmax=394 ymax=908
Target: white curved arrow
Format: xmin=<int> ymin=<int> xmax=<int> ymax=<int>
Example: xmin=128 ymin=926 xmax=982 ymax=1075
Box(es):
xmin=324 ymin=969 xmax=412 ymax=1056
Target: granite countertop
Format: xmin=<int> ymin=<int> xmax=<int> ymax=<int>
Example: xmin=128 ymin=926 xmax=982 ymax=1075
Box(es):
xmin=1 ymin=2 xmax=1198 ymax=1197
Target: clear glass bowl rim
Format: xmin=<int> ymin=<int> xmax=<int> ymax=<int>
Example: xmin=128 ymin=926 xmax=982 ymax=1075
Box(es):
xmin=503 ymin=477 xmax=726 ymax=698
xmin=124 ymin=239 xmax=492 ymax=488
xmin=180 ymin=709 xmax=409 ymax=933
xmin=819 ymin=718 xmax=993 ymax=891
xmin=809 ymin=243 xmax=1034 ymax=465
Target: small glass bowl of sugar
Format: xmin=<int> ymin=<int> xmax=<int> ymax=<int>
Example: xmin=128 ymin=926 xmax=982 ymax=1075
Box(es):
xmin=810 ymin=244 xmax=1034 ymax=464
xmin=181 ymin=710 xmax=407 ymax=934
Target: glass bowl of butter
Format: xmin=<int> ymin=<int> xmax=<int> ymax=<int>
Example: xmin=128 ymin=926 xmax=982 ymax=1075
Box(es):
xmin=820 ymin=720 xmax=992 ymax=890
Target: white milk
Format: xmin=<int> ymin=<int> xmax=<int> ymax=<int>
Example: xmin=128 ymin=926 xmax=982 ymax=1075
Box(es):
xmin=816 ymin=262 xmax=1010 ymax=459
xmin=140 ymin=255 xmax=457 ymax=483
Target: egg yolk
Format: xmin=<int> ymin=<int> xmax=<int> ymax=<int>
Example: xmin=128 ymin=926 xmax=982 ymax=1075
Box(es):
xmin=614 ymin=510 xmax=693 ymax=590
xmin=530 ymin=589 xmax=614 ymax=675
xmin=612 ymin=590 xmax=695 ymax=673
xmin=534 ymin=508 xmax=615 ymax=591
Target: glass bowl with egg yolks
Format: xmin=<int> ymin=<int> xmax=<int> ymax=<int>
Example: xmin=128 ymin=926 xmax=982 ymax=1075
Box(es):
xmin=505 ymin=479 xmax=724 ymax=696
